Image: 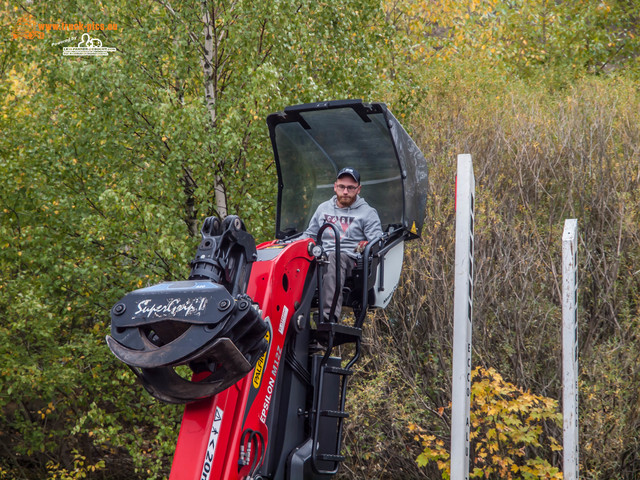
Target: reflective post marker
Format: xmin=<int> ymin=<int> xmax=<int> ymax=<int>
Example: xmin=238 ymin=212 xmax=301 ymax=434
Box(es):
xmin=451 ymin=154 xmax=475 ymax=480
xmin=562 ymin=219 xmax=579 ymax=480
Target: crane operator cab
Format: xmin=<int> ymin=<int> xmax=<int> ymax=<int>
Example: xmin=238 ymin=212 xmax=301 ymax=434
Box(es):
xmin=267 ymin=99 xmax=429 ymax=326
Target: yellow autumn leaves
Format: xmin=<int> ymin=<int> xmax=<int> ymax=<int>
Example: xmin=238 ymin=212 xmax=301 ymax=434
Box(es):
xmin=413 ymin=366 xmax=562 ymax=479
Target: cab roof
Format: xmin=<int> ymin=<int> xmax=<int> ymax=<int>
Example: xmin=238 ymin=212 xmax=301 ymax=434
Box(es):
xmin=267 ymin=99 xmax=428 ymax=239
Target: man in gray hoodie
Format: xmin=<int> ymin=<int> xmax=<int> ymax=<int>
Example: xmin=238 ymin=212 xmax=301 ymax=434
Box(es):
xmin=304 ymin=167 xmax=383 ymax=321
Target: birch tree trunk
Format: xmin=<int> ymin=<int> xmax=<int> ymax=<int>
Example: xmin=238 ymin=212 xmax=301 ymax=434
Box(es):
xmin=201 ymin=0 xmax=227 ymax=218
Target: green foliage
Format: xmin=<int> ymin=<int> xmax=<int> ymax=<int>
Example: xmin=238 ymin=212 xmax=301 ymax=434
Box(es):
xmin=387 ymin=0 xmax=640 ymax=82
xmin=1 ymin=0 xmax=394 ymax=478
xmin=3 ymin=0 xmax=640 ymax=478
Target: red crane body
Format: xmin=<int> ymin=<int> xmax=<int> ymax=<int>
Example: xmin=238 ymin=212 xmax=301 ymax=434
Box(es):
xmin=107 ymin=100 xmax=429 ymax=480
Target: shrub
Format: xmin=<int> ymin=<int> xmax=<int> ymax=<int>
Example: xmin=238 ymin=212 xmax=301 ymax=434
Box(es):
xmin=413 ymin=366 xmax=562 ymax=480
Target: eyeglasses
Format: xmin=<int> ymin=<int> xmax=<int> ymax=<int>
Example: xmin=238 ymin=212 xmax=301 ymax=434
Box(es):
xmin=335 ymin=184 xmax=359 ymax=192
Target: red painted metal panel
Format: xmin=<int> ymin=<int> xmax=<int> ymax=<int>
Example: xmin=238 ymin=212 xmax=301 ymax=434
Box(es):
xmin=169 ymin=239 xmax=314 ymax=480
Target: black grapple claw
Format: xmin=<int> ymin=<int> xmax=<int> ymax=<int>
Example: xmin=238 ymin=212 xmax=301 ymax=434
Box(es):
xmin=106 ymin=216 xmax=267 ymax=403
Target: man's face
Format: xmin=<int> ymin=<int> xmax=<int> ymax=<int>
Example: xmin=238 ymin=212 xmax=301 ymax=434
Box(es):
xmin=334 ymin=175 xmax=361 ymax=208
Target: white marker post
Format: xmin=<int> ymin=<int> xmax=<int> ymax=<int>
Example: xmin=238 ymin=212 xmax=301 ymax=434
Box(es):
xmin=562 ymin=219 xmax=579 ymax=480
xmin=451 ymin=154 xmax=475 ymax=480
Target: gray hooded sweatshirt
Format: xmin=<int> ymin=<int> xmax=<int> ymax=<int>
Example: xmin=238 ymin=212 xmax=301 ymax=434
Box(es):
xmin=303 ymin=195 xmax=383 ymax=259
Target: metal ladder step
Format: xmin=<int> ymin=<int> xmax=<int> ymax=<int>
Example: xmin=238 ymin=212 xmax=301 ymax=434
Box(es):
xmin=316 ymin=453 xmax=346 ymax=462
xmin=320 ymin=409 xmax=350 ymax=418
xmin=317 ymin=322 xmax=362 ymax=346
xmin=324 ymin=366 xmax=353 ymax=376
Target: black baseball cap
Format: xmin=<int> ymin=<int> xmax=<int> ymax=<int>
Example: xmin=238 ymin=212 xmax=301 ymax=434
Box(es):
xmin=336 ymin=167 xmax=360 ymax=184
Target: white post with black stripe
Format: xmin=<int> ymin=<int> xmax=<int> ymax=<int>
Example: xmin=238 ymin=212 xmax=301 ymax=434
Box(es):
xmin=562 ymin=219 xmax=579 ymax=480
xmin=450 ymin=154 xmax=475 ymax=480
